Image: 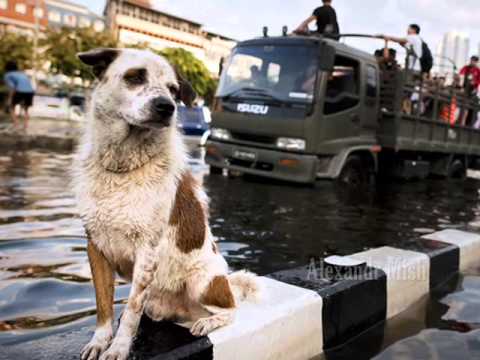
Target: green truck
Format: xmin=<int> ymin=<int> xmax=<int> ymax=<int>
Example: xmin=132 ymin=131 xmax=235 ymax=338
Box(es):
xmin=205 ymin=34 xmax=480 ymax=184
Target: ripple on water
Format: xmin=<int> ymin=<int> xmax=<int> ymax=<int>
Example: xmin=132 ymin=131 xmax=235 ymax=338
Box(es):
xmin=1 ymin=149 xmax=480 ymax=347
xmin=441 ymin=276 xmax=480 ymax=324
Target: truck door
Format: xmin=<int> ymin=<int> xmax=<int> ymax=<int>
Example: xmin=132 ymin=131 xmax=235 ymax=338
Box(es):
xmin=320 ymin=55 xmax=362 ymax=147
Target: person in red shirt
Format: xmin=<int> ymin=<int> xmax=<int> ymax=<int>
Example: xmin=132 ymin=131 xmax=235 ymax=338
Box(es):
xmin=460 ymin=56 xmax=480 ymax=96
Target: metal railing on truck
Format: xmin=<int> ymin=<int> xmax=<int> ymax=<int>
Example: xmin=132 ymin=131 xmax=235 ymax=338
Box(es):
xmin=378 ymin=68 xmax=480 ymax=156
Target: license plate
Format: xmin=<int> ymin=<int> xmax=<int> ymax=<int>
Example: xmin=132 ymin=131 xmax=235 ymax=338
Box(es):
xmin=233 ymin=150 xmax=256 ymax=161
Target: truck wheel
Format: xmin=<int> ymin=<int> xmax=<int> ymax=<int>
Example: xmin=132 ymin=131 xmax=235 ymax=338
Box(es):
xmin=338 ymin=155 xmax=368 ymax=187
xmin=448 ymin=160 xmax=466 ymax=180
xmin=209 ymin=166 xmax=223 ymax=175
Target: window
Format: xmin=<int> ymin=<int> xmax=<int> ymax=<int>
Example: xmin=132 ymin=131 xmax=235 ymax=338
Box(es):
xmin=48 ymin=10 xmax=61 ymax=22
xmin=79 ymin=17 xmax=91 ymax=27
xmin=93 ymin=20 xmax=104 ymax=31
xmin=0 ymin=0 xmax=7 ymax=10
xmin=366 ymin=65 xmax=378 ymax=98
xmin=216 ymin=45 xmax=318 ymax=104
xmin=63 ymin=13 xmax=77 ymax=26
xmin=324 ymin=56 xmax=360 ymax=115
xmin=34 ymin=7 xmax=44 ymax=18
xmin=15 ymin=3 xmax=26 ymax=14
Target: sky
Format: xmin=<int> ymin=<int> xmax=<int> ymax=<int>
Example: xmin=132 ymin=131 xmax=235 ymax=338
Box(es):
xmin=80 ymin=0 xmax=480 ymax=63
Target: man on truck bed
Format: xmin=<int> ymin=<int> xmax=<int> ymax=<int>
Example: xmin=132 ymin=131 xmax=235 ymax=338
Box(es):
xmin=460 ymin=56 xmax=480 ymax=96
xmin=295 ymin=0 xmax=340 ymax=38
xmin=379 ymin=24 xmax=423 ymax=72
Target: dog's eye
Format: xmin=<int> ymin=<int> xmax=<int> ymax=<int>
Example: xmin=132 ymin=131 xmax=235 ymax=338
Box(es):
xmin=123 ymin=68 xmax=147 ymax=87
xmin=168 ymin=84 xmax=179 ymax=98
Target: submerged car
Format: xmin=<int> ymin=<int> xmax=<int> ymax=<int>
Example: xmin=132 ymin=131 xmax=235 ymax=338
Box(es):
xmin=177 ymin=105 xmax=211 ymax=147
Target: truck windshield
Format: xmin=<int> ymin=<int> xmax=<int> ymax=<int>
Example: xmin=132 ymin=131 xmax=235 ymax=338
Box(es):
xmin=217 ymin=45 xmax=318 ymax=104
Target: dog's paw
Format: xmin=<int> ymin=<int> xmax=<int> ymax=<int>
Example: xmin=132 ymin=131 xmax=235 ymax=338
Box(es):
xmin=190 ymin=318 xmax=217 ymax=337
xmin=98 ymin=340 xmax=131 ymax=360
xmin=81 ymin=337 xmax=111 ymax=360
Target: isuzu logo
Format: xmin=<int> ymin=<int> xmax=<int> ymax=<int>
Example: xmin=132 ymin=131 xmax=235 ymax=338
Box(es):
xmin=237 ymin=103 xmax=269 ymax=115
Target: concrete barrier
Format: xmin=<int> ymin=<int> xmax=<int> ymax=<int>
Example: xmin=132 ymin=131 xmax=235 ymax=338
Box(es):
xmin=2 ymin=229 xmax=479 ymax=360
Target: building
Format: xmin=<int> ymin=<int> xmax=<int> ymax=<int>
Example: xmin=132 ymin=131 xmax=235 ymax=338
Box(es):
xmin=104 ymin=0 xmax=236 ymax=76
xmin=0 ymin=0 xmax=48 ymax=35
xmin=45 ymin=0 xmax=104 ymax=31
xmin=0 ymin=0 xmax=105 ymax=35
xmin=437 ymin=31 xmax=470 ymax=75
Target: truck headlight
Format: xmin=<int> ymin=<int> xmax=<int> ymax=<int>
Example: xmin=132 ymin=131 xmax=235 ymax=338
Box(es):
xmin=276 ymin=137 xmax=306 ymax=151
xmin=211 ymin=128 xmax=231 ymax=141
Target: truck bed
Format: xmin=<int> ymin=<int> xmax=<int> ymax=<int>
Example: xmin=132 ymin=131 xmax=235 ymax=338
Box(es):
xmin=378 ymin=111 xmax=480 ymax=155
xmin=377 ymin=69 xmax=480 ymax=156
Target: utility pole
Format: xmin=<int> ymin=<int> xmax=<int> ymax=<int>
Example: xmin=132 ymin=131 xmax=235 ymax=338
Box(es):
xmin=31 ymin=0 xmax=40 ymax=88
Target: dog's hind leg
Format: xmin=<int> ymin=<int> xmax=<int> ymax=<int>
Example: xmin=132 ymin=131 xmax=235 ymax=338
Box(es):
xmin=81 ymin=241 xmax=115 ymax=360
xmin=99 ymin=246 xmax=158 ymax=360
xmin=186 ymin=274 xmax=236 ymax=336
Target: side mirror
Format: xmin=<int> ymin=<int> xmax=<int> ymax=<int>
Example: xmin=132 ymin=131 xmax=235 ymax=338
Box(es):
xmin=319 ymin=43 xmax=335 ymax=71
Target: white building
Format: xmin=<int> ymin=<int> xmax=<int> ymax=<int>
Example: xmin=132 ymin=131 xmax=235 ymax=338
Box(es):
xmin=104 ymin=0 xmax=236 ymax=76
xmin=437 ymin=31 xmax=470 ymax=76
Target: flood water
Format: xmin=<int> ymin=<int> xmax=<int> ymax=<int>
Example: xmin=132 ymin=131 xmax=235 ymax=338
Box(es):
xmin=1 ymin=149 xmax=480 ymax=353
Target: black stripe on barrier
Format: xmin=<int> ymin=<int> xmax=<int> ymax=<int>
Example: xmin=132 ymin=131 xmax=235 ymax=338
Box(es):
xmin=133 ymin=316 xmax=213 ymax=360
xmin=396 ymin=238 xmax=460 ymax=290
xmin=270 ymin=265 xmax=387 ymax=349
xmin=1 ymin=316 xmax=213 ymax=360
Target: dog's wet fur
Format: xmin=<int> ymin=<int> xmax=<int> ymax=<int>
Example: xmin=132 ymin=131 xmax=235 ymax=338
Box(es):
xmin=74 ymin=48 xmax=259 ymax=360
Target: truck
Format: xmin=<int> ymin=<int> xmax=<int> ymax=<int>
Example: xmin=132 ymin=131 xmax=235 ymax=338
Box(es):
xmin=205 ymin=32 xmax=480 ymax=185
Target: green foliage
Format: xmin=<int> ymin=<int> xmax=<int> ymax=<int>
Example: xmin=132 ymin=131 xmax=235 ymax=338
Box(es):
xmin=0 ymin=27 xmax=217 ymax=101
xmin=157 ymin=48 xmax=217 ymax=103
xmin=0 ymin=33 xmax=33 ymax=75
xmin=42 ymin=27 xmax=117 ymax=81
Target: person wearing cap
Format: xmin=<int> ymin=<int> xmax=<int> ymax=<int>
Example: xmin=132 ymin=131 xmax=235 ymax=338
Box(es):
xmin=295 ymin=0 xmax=340 ymax=38
xmin=460 ymin=56 xmax=480 ymax=96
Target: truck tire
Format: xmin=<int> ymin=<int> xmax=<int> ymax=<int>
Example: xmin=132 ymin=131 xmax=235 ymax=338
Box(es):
xmin=209 ymin=166 xmax=223 ymax=175
xmin=448 ymin=159 xmax=466 ymax=180
xmin=338 ymin=155 xmax=369 ymax=187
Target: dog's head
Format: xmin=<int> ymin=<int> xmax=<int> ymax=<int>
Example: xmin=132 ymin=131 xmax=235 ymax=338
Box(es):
xmin=78 ymin=48 xmax=196 ymax=133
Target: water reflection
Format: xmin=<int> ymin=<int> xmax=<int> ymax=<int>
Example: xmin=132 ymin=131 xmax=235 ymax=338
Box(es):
xmin=0 ymin=149 xmax=480 ymax=346
xmin=206 ymin=175 xmax=480 ymax=273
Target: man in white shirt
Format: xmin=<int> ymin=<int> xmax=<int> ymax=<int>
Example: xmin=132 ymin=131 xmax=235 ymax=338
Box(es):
xmin=379 ymin=24 xmax=423 ymax=72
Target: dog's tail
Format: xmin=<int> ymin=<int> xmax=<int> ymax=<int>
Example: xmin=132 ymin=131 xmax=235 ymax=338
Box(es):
xmin=228 ymin=270 xmax=261 ymax=303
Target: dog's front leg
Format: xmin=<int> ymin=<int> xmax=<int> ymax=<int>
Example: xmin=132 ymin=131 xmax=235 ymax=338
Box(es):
xmin=81 ymin=241 xmax=115 ymax=360
xmin=99 ymin=247 xmax=158 ymax=360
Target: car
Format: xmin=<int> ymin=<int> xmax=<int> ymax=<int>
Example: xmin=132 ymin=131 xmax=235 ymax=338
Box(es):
xmin=176 ymin=105 xmax=211 ymax=147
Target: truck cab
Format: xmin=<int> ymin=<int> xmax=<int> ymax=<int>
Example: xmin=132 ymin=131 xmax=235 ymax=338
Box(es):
xmin=205 ymin=35 xmax=381 ymax=184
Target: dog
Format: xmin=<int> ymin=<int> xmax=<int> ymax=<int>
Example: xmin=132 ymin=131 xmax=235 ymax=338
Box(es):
xmin=73 ymin=48 xmax=259 ymax=360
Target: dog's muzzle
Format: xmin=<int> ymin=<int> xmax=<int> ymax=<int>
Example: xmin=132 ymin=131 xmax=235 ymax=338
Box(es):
xmin=141 ymin=96 xmax=176 ymax=129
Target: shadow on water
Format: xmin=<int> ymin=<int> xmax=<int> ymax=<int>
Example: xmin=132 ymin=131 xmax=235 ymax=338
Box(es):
xmin=0 ymin=149 xmax=480 ymax=348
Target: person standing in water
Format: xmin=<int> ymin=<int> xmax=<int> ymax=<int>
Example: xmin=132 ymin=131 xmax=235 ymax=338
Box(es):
xmin=3 ymin=60 xmax=35 ymax=131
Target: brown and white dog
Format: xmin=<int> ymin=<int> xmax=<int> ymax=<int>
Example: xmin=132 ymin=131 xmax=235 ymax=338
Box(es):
xmin=73 ymin=48 xmax=259 ymax=360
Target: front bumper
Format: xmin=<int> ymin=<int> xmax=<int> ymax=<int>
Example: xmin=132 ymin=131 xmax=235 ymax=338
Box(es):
xmin=205 ymin=140 xmax=318 ymax=184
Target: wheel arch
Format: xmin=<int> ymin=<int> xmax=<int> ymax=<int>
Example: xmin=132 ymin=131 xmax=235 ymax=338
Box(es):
xmin=331 ymin=146 xmax=379 ymax=179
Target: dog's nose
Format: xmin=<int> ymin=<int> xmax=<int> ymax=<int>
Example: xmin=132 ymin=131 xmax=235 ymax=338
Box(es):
xmin=151 ymin=97 xmax=175 ymax=120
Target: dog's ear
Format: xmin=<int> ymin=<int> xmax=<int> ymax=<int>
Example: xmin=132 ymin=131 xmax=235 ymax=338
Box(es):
xmin=174 ymin=68 xmax=196 ymax=107
xmin=78 ymin=48 xmax=120 ymax=79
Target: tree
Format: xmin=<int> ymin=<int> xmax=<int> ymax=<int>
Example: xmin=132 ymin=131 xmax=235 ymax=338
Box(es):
xmin=0 ymin=33 xmax=33 ymax=75
xmin=42 ymin=27 xmax=117 ymax=82
xmin=157 ymin=48 xmax=218 ymax=104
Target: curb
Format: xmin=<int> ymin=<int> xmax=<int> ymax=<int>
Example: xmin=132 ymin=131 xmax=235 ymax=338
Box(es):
xmin=2 ymin=230 xmax=480 ymax=360
xmin=181 ymin=229 xmax=480 ymax=359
